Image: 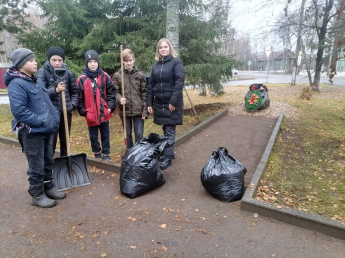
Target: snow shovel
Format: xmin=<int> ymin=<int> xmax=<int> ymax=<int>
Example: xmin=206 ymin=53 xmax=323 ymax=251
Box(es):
xmin=52 ymin=68 xmax=91 ymax=191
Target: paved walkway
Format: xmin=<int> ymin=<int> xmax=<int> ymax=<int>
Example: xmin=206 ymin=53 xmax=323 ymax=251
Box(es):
xmin=0 ymin=114 xmax=344 ymax=257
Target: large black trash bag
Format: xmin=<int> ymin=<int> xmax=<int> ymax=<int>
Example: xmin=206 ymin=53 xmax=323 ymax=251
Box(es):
xmin=120 ymin=133 xmax=174 ymax=199
xmin=201 ymin=147 xmax=247 ymax=202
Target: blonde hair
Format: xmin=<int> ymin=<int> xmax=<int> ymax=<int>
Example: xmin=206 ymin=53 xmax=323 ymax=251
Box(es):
xmin=122 ymin=48 xmax=135 ymax=61
xmin=155 ymin=38 xmax=177 ymax=61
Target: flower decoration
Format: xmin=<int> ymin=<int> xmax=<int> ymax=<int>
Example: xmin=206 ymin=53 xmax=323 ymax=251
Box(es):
xmin=248 ymin=94 xmax=259 ymax=104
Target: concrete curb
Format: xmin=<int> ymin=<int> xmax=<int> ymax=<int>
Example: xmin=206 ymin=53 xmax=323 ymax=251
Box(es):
xmin=240 ymin=112 xmax=345 ymax=240
xmin=0 ymin=109 xmax=228 ymax=175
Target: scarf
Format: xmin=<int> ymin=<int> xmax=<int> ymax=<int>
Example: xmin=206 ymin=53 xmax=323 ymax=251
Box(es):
xmin=85 ymin=67 xmax=102 ymax=78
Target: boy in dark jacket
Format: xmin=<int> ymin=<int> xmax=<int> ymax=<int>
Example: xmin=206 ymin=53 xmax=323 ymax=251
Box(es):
xmin=112 ymin=48 xmax=147 ymax=149
xmin=77 ymin=50 xmax=116 ymax=160
xmin=37 ymin=46 xmax=79 ymax=157
xmin=5 ymin=48 xmax=66 ymax=208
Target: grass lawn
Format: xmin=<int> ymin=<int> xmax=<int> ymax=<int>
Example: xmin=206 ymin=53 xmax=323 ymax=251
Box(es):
xmin=0 ymin=84 xmax=344 ymax=224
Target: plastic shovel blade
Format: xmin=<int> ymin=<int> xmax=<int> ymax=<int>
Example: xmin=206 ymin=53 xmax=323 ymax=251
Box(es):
xmin=52 ymin=153 xmax=91 ymax=191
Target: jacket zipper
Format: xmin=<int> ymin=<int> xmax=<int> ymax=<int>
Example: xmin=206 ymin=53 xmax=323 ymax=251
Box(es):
xmin=160 ymin=61 xmax=164 ymax=111
xmin=128 ymin=72 xmax=133 ymax=116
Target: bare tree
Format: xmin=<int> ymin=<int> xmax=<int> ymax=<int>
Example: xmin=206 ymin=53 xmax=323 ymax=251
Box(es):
xmin=274 ymin=0 xmax=344 ymax=90
xmin=311 ymin=0 xmax=337 ymax=90
xmin=291 ymin=0 xmax=306 ymax=85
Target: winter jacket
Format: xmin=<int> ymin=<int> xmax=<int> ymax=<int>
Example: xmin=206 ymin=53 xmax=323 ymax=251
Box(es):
xmin=37 ymin=61 xmax=79 ymax=113
xmin=4 ymin=67 xmax=60 ymax=134
xmin=77 ymin=71 xmax=116 ymax=127
xmin=147 ymin=54 xmax=185 ymax=125
xmin=112 ymin=67 xmax=148 ymax=117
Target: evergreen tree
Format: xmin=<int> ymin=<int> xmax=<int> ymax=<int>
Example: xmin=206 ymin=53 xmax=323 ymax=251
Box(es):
xmin=18 ymin=0 xmax=235 ymax=95
xmin=0 ymin=0 xmax=30 ymax=33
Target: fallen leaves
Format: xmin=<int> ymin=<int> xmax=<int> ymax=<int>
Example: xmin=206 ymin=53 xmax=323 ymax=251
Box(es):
xmin=159 ymin=224 xmax=167 ymax=228
xmin=198 ymin=228 xmax=214 ymax=235
xmin=126 ymin=216 xmax=137 ymax=221
xmin=74 ymin=232 xmax=84 ymax=239
xmin=156 ymin=241 xmax=168 ymax=251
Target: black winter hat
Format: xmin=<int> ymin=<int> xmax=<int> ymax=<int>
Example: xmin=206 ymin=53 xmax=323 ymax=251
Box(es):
xmin=48 ymin=46 xmax=65 ymax=61
xmin=10 ymin=48 xmax=35 ymax=70
xmin=85 ymin=50 xmax=99 ymax=65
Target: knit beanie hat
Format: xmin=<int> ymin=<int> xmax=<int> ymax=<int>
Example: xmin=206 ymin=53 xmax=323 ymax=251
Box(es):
xmin=85 ymin=50 xmax=99 ymax=65
xmin=10 ymin=48 xmax=35 ymax=70
xmin=48 ymin=46 xmax=65 ymax=61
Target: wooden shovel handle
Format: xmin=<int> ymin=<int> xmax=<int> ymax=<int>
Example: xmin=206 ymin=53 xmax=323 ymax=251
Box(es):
xmin=120 ymin=45 xmax=127 ymax=148
xmin=61 ymin=90 xmax=71 ymax=156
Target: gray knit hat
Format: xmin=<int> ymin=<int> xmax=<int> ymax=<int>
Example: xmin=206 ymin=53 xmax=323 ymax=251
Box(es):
xmin=10 ymin=48 xmax=35 ymax=70
xmin=85 ymin=50 xmax=99 ymax=65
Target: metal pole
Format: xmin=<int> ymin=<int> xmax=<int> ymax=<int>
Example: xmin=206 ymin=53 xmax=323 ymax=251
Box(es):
xmin=266 ymin=56 xmax=269 ymax=83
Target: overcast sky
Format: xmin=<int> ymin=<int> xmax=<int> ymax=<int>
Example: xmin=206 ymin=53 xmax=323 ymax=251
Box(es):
xmin=228 ymin=0 xmax=288 ymax=50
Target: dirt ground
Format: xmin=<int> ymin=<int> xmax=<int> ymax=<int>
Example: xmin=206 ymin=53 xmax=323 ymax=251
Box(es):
xmin=1 ymin=114 xmax=344 ymax=258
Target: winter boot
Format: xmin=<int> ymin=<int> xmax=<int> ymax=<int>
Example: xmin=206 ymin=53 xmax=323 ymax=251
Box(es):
xmin=30 ymin=192 xmax=57 ymax=208
xmin=94 ymin=152 xmax=102 ymax=159
xmin=160 ymin=157 xmax=172 ymax=170
xmin=46 ymin=188 xmax=66 ymax=200
xmin=102 ymin=154 xmax=111 ymax=161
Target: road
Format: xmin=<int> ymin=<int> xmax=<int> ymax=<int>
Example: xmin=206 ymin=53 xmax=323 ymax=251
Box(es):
xmin=225 ymin=71 xmax=345 ymax=87
xmin=1 ymin=72 xmax=344 ymax=104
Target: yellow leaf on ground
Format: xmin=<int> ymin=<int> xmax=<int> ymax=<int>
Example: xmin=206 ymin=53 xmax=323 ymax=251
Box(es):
xmin=159 ymin=224 xmax=167 ymax=228
xmin=162 ymin=245 xmax=168 ymax=251
xmin=198 ymin=229 xmax=208 ymax=234
xmin=130 ymin=246 xmax=136 ymax=249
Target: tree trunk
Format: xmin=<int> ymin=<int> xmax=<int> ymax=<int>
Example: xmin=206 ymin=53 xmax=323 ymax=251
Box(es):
xmin=291 ymin=0 xmax=306 ymax=85
xmin=166 ymin=0 xmax=179 ymax=54
xmin=312 ymin=0 xmax=334 ymax=91
xmin=301 ymin=38 xmax=312 ymax=85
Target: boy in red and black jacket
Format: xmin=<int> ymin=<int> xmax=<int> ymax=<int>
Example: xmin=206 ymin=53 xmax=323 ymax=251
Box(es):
xmin=77 ymin=50 xmax=116 ymax=160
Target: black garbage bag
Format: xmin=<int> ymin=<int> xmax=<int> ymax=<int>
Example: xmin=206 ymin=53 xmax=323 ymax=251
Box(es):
xmin=201 ymin=147 xmax=247 ymax=202
xmin=120 ymin=133 xmax=174 ymax=199
xmin=244 ymin=83 xmax=270 ymax=112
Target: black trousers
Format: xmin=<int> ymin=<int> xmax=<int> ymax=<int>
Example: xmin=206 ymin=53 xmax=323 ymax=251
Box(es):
xmin=162 ymin=124 xmax=176 ymax=159
xmin=53 ymin=112 xmax=72 ymax=157
xmin=18 ymin=128 xmax=55 ymax=196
